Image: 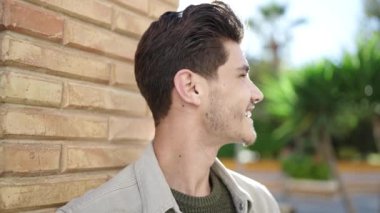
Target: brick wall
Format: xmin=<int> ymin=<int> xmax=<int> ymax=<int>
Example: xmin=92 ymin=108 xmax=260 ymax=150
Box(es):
xmin=0 ymin=0 xmax=178 ymax=212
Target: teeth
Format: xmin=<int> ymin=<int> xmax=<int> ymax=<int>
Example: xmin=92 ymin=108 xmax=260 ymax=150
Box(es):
xmin=245 ymin=111 xmax=252 ymax=118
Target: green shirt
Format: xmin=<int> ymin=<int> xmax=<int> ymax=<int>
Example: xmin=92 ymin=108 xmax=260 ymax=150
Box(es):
xmin=171 ymin=171 xmax=236 ymax=213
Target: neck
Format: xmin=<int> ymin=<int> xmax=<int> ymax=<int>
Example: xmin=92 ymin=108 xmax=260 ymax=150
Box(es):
xmin=153 ymin=116 xmax=221 ymax=197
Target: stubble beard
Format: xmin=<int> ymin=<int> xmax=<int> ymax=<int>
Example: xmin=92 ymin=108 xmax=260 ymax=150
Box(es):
xmin=204 ymin=90 xmax=255 ymax=146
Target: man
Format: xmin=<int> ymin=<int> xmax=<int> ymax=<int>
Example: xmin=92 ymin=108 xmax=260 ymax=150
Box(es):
xmin=57 ymin=1 xmax=280 ymax=212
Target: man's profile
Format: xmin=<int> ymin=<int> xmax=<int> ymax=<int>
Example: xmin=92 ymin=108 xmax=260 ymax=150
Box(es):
xmin=57 ymin=1 xmax=280 ymax=212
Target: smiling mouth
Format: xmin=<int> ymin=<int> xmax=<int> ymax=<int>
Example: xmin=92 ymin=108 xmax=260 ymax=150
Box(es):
xmin=245 ymin=111 xmax=252 ymax=118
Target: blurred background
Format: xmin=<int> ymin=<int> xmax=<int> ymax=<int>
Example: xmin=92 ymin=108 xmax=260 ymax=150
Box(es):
xmin=0 ymin=0 xmax=377 ymax=212
xmin=180 ymin=0 xmax=380 ymax=213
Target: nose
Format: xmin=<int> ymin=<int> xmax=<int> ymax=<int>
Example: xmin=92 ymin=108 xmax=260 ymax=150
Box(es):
xmin=251 ymin=83 xmax=264 ymax=104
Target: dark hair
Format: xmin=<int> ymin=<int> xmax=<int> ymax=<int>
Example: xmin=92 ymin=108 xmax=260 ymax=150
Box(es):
xmin=135 ymin=1 xmax=243 ymax=125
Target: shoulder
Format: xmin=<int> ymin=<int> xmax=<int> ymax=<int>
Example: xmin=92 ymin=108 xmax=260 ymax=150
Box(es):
xmin=228 ymin=169 xmax=280 ymax=212
xmin=228 ymin=169 xmax=272 ymax=196
xmin=57 ymin=164 xmax=142 ymax=213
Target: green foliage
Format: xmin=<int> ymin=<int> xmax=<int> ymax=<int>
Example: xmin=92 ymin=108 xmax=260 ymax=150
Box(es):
xmin=248 ymin=116 xmax=287 ymax=158
xmin=364 ymin=0 xmax=380 ymax=21
xmin=259 ymin=2 xmax=286 ymax=21
xmin=247 ymin=63 xmax=290 ymax=158
xmin=217 ymin=144 xmax=235 ymax=158
xmin=338 ymin=146 xmax=361 ymax=161
xmin=293 ymin=61 xmax=359 ymax=136
xmin=356 ymin=34 xmax=380 ymax=116
xmin=367 ymin=153 xmax=380 ymax=165
xmin=248 ymin=33 xmax=380 ymax=158
xmin=262 ymin=60 xmax=359 ymax=143
xmin=281 ymin=153 xmax=330 ymax=180
xmin=335 ymin=120 xmax=377 ymax=155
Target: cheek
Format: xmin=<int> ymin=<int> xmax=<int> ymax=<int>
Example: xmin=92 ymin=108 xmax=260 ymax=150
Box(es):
xmin=232 ymin=108 xmax=244 ymax=121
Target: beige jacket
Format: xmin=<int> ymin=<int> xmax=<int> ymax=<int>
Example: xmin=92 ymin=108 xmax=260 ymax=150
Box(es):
xmin=57 ymin=143 xmax=280 ymax=213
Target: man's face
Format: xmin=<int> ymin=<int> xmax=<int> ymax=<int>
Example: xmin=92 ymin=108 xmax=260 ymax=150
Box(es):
xmin=202 ymin=41 xmax=263 ymax=146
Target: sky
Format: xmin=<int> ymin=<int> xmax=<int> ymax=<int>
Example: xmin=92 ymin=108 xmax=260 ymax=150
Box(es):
xmin=178 ymin=0 xmax=364 ymax=67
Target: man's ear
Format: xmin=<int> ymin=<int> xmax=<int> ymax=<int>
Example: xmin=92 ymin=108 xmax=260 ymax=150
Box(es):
xmin=173 ymin=69 xmax=202 ymax=106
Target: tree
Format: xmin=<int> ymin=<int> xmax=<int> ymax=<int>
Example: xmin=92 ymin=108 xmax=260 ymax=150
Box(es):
xmin=248 ymin=2 xmax=305 ymax=73
xmin=263 ymin=61 xmax=358 ymax=213
xmin=346 ymin=34 xmax=380 ymax=152
xmin=364 ymin=0 xmax=380 ymax=31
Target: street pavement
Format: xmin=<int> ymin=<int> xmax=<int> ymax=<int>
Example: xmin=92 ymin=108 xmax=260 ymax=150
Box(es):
xmin=237 ymin=169 xmax=380 ymax=213
xmin=276 ymin=193 xmax=380 ymax=213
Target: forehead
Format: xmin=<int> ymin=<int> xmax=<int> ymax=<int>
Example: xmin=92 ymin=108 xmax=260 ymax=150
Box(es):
xmin=218 ymin=41 xmax=248 ymax=72
xmin=225 ymin=41 xmax=246 ymax=63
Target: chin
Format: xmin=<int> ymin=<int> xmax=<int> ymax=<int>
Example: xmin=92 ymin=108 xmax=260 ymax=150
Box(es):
xmin=241 ymin=138 xmax=255 ymax=146
xmin=241 ymin=132 xmax=257 ymax=146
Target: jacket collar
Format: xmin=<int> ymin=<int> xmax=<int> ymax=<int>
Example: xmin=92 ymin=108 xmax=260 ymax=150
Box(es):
xmin=212 ymin=159 xmax=253 ymax=212
xmin=134 ymin=143 xmax=181 ymax=213
xmin=134 ymin=143 xmax=253 ymax=213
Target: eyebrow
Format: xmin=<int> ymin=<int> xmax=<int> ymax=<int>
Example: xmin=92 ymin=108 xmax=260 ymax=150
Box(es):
xmin=237 ymin=65 xmax=250 ymax=73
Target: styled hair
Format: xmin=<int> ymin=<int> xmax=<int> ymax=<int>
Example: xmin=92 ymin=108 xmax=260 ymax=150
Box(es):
xmin=135 ymin=1 xmax=243 ymax=125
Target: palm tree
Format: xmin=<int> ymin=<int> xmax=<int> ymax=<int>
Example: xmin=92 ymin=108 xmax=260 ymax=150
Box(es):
xmin=331 ymin=33 xmax=380 ymax=153
xmin=263 ymin=61 xmax=358 ymax=213
xmin=364 ymin=0 xmax=380 ymax=31
xmin=349 ymin=34 xmax=380 ymax=152
xmin=248 ymin=2 xmax=305 ymax=73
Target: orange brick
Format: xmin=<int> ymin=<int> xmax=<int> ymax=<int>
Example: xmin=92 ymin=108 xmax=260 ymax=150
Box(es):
xmin=113 ymin=9 xmax=152 ymax=37
xmin=0 ymin=173 xmax=111 ymax=210
xmin=110 ymin=61 xmax=137 ymax=90
xmin=162 ymin=0 xmax=179 ymax=7
xmin=21 ymin=207 xmax=56 ymax=213
xmin=0 ymin=106 xmax=108 ymax=139
xmin=63 ymin=143 xmax=145 ymax=171
xmin=109 ymin=116 xmax=154 ymax=141
xmin=0 ymin=145 xmax=3 ymax=174
xmin=110 ymin=0 xmax=148 ymax=14
xmin=1 ymin=0 xmax=64 ymax=42
xmin=64 ymin=20 xmax=138 ymax=60
xmin=0 ymin=69 xmax=63 ymax=107
xmin=64 ymin=82 xmax=146 ymax=115
xmin=0 ymin=142 xmax=61 ymax=174
xmin=110 ymin=89 xmax=147 ymax=115
xmin=0 ymin=35 xmax=110 ymax=83
xmin=27 ymin=0 xmax=112 ymax=27
xmin=0 ymin=2 xmax=4 ymax=31
xmin=149 ymin=0 xmax=176 ymax=18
